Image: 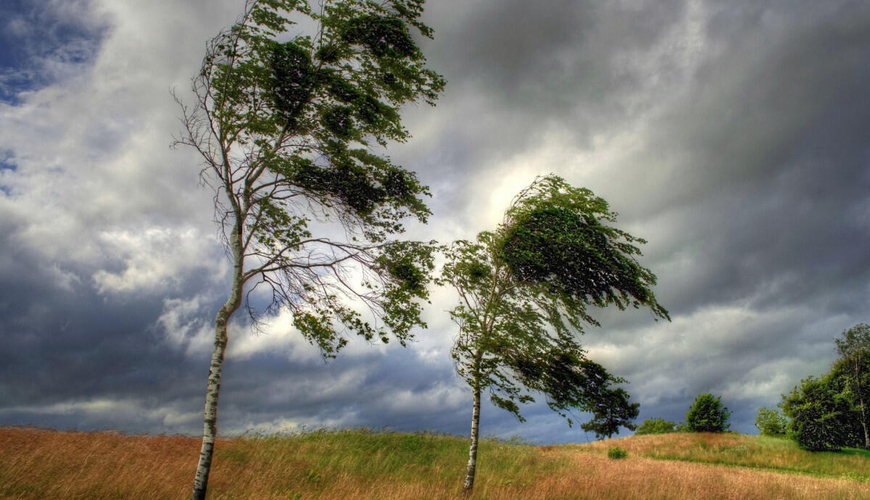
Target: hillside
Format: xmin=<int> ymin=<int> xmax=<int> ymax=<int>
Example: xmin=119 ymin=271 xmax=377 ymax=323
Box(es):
xmin=1 ymin=427 xmax=869 ymax=500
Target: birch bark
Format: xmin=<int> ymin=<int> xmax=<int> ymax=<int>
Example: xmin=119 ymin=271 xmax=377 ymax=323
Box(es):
xmin=191 ymin=226 xmax=244 ymax=500
xmin=463 ymin=379 xmax=482 ymax=493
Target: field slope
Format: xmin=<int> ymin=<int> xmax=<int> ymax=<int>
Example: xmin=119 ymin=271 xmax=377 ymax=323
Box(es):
xmin=1 ymin=427 xmax=869 ymax=500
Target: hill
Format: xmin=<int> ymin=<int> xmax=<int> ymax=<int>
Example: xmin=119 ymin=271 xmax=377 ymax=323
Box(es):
xmin=1 ymin=427 xmax=869 ymax=499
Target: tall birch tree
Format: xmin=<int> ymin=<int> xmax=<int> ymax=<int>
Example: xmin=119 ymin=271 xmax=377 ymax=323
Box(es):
xmin=439 ymin=175 xmax=669 ymax=492
xmin=174 ymin=1 xmax=444 ymax=498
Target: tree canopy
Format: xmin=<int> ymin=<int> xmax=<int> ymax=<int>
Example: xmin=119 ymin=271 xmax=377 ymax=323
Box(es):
xmin=580 ymin=386 xmax=640 ymax=439
xmin=686 ymin=394 xmax=731 ymax=433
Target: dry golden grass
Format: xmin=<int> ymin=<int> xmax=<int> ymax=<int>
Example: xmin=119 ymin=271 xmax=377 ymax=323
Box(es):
xmin=1 ymin=427 xmax=869 ymax=500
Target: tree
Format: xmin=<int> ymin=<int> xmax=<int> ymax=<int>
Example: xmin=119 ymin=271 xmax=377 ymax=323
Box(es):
xmin=685 ymin=394 xmax=731 ymax=433
xmin=780 ymin=375 xmax=861 ymax=451
xmin=754 ymin=407 xmax=787 ymax=436
xmin=634 ymin=417 xmax=678 ymax=435
xmin=439 ymin=175 xmax=669 ymax=492
xmin=834 ymin=323 xmax=870 ymax=449
xmin=580 ymin=386 xmax=640 ymax=439
xmin=174 ymin=1 xmax=444 ymax=498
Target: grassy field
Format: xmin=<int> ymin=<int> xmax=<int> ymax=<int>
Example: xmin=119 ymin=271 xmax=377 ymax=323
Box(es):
xmin=1 ymin=427 xmax=870 ymax=499
xmin=574 ymin=432 xmax=870 ymax=482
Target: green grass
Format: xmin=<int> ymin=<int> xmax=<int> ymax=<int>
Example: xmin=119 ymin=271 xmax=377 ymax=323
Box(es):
xmin=575 ymin=432 xmax=870 ymax=482
xmin=217 ymin=428 xmax=566 ymax=490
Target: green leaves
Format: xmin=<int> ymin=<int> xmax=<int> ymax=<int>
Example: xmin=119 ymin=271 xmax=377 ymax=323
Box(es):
xmin=686 ymin=394 xmax=731 ymax=433
xmin=755 ymin=407 xmax=787 ymax=436
xmin=781 ymin=376 xmax=861 ymax=451
xmin=179 ymin=0 xmax=444 ymax=358
xmin=499 ymin=175 xmax=669 ymax=321
xmin=441 ymin=176 xmax=667 ymax=430
xmin=581 ymin=387 xmax=639 ymax=439
xmin=635 ymin=417 xmax=679 ymax=435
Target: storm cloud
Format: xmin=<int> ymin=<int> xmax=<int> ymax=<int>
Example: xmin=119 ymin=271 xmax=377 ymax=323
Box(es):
xmin=1 ymin=0 xmax=869 ymax=443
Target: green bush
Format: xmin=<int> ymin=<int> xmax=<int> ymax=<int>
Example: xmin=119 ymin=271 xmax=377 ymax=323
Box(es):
xmin=634 ymin=418 xmax=677 ymax=435
xmin=755 ymin=407 xmax=787 ymax=436
xmin=607 ymin=446 xmax=628 ymax=459
xmin=781 ymin=375 xmax=862 ymax=451
xmin=686 ymin=394 xmax=731 ymax=433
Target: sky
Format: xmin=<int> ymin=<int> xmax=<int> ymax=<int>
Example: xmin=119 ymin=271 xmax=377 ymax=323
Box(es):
xmin=1 ymin=0 xmax=869 ymax=445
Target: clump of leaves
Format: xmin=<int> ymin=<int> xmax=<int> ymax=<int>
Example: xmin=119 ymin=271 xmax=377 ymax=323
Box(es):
xmin=499 ymin=188 xmax=667 ymax=319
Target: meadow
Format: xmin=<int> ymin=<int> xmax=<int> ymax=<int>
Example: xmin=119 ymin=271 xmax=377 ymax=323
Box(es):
xmin=2 ymin=427 xmax=869 ymax=500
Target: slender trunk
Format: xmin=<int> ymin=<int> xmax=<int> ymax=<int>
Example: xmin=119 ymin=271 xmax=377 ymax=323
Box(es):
xmin=462 ymin=349 xmax=483 ymax=494
xmin=192 ymin=227 xmax=244 ymax=500
xmin=463 ymin=364 xmax=482 ymax=493
xmin=861 ymin=397 xmax=869 ymax=449
xmin=856 ymin=358 xmax=869 ymax=450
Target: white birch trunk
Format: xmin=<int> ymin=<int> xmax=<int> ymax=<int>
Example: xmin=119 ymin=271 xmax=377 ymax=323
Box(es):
xmin=463 ymin=378 xmax=482 ymax=493
xmin=191 ymin=226 xmax=244 ymax=500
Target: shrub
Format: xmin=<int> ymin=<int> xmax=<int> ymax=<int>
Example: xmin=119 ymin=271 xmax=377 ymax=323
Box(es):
xmin=755 ymin=407 xmax=787 ymax=436
xmin=634 ymin=418 xmax=677 ymax=435
xmin=607 ymin=446 xmax=628 ymax=459
xmin=686 ymin=394 xmax=731 ymax=433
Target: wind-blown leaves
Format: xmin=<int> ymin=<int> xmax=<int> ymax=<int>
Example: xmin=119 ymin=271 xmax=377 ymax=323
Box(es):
xmin=442 ymin=174 xmax=669 ymax=424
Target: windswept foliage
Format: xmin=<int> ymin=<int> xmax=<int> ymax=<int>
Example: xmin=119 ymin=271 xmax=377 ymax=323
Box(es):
xmin=174 ymin=1 xmax=444 ymax=497
xmin=686 ymin=394 xmax=731 ymax=433
xmin=440 ymin=175 xmax=668 ymax=491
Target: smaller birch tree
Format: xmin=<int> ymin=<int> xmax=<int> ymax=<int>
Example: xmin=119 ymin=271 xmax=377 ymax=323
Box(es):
xmin=440 ymin=175 xmax=669 ymax=493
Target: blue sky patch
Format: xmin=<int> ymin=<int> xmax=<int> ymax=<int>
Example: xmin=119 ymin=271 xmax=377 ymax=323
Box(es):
xmin=0 ymin=0 xmax=107 ymax=103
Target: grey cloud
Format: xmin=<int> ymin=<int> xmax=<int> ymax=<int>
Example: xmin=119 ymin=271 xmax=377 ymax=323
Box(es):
xmin=2 ymin=0 xmax=870 ymax=444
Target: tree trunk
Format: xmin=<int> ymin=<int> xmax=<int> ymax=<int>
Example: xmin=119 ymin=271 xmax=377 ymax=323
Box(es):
xmin=856 ymin=358 xmax=869 ymax=450
xmin=191 ymin=227 xmax=244 ymax=500
xmin=861 ymin=397 xmax=870 ymax=449
xmin=463 ymin=378 xmax=482 ymax=493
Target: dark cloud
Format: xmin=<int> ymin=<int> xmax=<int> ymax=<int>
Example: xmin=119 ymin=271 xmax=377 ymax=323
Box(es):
xmin=2 ymin=0 xmax=870 ymax=446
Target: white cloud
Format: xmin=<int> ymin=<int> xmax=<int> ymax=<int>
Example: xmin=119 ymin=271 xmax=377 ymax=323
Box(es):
xmin=92 ymin=227 xmax=223 ymax=294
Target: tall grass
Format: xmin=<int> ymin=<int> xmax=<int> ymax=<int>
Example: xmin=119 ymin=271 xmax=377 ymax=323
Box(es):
xmin=575 ymin=432 xmax=870 ymax=481
xmin=1 ymin=427 xmax=869 ymax=500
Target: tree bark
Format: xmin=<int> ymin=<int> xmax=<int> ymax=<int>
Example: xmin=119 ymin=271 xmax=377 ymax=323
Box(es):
xmin=861 ymin=397 xmax=869 ymax=449
xmin=463 ymin=376 xmax=482 ymax=493
xmin=191 ymin=227 xmax=244 ymax=500
xmin=855 ymin=358 xmax=870 ymax=450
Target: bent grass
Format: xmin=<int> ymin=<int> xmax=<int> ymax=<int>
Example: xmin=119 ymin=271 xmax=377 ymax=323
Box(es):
xmin=1 ymin=427 xmax=869 ymax=500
